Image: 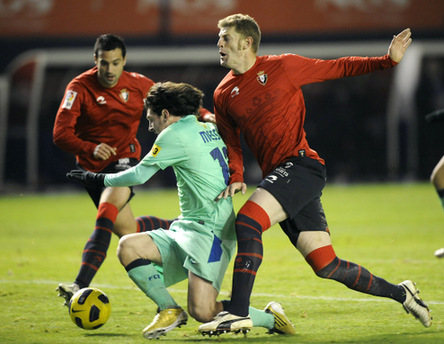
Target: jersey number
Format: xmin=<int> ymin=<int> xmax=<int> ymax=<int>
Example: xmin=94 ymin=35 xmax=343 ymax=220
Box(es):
xmin=210 ymin=147 xmax=229 ymax=185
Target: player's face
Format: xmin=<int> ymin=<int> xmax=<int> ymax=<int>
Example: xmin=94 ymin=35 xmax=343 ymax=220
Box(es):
xmin=217 ymin=26 xmax=245 ymax=72
xmin=146 ymin=109 xmax=167 ymax=134
xmin=95 ymin=48 xmax=126 ymax=88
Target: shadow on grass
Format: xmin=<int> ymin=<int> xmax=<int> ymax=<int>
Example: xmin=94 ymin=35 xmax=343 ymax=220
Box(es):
xmin=83 ymin=333 xmax=131 ymax=337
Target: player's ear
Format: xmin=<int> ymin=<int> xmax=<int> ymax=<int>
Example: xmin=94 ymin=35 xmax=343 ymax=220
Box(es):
xmin=243 ymin=36 xmax=253 ymax=50
xmin=161 ymin=109 xmax=169 ymax=122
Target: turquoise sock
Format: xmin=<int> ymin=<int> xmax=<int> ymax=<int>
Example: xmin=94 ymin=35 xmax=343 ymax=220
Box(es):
xmin=249 ymin=306 xmax=274 ymax=329
xmin=127 ymin=264 xmax=178 ymax=310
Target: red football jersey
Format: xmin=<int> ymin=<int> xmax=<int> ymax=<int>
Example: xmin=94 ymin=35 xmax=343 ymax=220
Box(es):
xmin=53 ymin=67 xmax=155 ymax=172
xmin=214 ymin=54 xmax=397 ymax=183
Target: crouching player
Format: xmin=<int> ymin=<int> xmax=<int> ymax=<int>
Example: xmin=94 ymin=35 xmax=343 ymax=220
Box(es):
xmin=67 ymin=81 xmax=296 ymax=339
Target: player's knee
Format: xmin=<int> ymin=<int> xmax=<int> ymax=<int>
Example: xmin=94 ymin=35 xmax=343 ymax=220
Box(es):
xmin=312 ymin=257 xmax=339 ymax=279
xmin=305 ymin=245 xmax=337 ymax=278
xmin=188 ymin=303 xmax=217 ymax=323
xmin=315 ymin=266 xmax=332 ymax=279
xmin=116 ymin=234 xmax=137 ymax=263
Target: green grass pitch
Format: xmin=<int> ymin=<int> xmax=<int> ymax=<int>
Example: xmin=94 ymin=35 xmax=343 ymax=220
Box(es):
xmin=0 ymin=183 xmax=443 ymax=343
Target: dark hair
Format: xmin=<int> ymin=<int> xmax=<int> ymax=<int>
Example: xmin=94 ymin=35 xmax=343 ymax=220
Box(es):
xmin=93 ymin=34 xmax=126 ymax=58
xmin=146 ymin=82 xmax=204 ymax=117
xmin=218 ymin=13 xmax=261 ymax=53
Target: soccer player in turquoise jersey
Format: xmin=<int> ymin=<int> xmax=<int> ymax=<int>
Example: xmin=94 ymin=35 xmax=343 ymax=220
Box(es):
xmin=67 ymin=81 xmax=295 ymax=339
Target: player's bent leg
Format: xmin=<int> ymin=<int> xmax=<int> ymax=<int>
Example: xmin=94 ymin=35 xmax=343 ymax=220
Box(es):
xmin=119 ymin=234 xmax=186 ymax=339
xmin=302 ymin=239 xmax=432 ymax=327
xmin=187 ymin=272 xmax=221 ymax=322
xmin=56 ymin=187 xmax=132 ymax=306
xmin=117 ymin=232 xmax=161 ymax=266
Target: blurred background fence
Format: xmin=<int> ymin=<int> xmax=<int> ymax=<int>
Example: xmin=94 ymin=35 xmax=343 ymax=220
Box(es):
xmin=1 ymin=0 xmax=443 ymax=192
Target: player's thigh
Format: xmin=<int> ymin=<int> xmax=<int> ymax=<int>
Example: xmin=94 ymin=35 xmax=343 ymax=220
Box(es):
xmin=100 ymin=186 xmax=136 ymax=236
xmin=296 ymin=231 xmax=332 ymax=257
xmin=114 ymin=203 xmax=137 ymax=236
xmin=100 ymin=186 xmax=132 ymax=209
xmin=248 ymin=187 xmax=288 ymax=225
xmin=187 ymin=271 xmax=220 ymax=321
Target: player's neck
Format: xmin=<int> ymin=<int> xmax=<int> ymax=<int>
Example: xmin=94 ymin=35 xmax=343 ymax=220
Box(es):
xmin=232 ymin=56 xmax=257 ymax=75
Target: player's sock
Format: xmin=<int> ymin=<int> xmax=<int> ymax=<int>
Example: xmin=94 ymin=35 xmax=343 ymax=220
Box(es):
xmin=221 ymin=299 xmax=274 ymax=329
xmin=229 ymin=201 xmax=270 ymax=317
xmin=74 ymin=202 xmax=118 ymax=288
xmin=126 ymin=258 xmax=178 ymax=310
xmin=248 ymin=306 xmax=275 ymax=329
xmin=437 ymin=189 xmax=444 ymax=210
xmin=136 ymin=216 xmax=176 ymax=232
xmin=306 ymin=245 xmax=405 ymax=302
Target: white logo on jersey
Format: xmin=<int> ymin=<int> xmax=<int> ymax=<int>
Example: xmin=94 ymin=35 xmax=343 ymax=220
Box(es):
xmin=62 ymin=90 xmax=77 ymax=109
xmin=96 ymin=96 xmax=106 ymax=105
xmin=285 ymin=161 xmax=293 ymax=169
xmin=231 ymin=86 xmax=240 ymax=98
xmin=265 ymin=175 xmax=278 ymax=183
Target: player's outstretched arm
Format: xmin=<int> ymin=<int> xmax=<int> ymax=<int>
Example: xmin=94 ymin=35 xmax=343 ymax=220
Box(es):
xmin=66 ymin=170 xmax=106 ymax=188
xmin=388 ymin=28 xmax=412 ymax=63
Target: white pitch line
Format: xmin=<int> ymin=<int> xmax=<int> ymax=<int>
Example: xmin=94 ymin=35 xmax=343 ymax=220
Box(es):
xmin=2 ymin=279 xmax=444 ymax=305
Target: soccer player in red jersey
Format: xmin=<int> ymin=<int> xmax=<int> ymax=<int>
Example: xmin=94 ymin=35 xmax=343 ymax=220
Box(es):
xmin=199 ymin=14 xmax=432 ymax=335
xmin=53 ymin=34 xmax=206 ymax=305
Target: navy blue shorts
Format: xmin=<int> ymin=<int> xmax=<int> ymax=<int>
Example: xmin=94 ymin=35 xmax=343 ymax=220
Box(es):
xmin=78 ymin=158 xmax=139 ymax=208
xmin=258 ymin=157 xmax=329 ymax=247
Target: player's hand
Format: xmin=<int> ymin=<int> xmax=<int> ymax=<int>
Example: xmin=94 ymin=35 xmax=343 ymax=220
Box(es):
xmin=216 ymin=182 xmax=247 ymax=201
xmin=388 ymin=28 xmax=412 ymax=63
xmin=202 ymin=113 xmax=216 ymax=124
xmin=66 ymin=170 xmax=106 ymax=188
xmin=93 ymin=143 xmax=117 ymax=160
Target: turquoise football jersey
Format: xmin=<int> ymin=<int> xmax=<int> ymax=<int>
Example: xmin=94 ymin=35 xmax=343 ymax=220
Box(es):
xmin=104 ymin=115 xmax=234 ymax=240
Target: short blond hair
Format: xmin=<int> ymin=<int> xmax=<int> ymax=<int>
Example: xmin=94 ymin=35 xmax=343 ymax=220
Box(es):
xmin=218 ymin=13 xmax=261 ymax=53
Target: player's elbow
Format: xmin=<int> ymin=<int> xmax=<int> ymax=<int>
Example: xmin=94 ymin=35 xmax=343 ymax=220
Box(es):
xmin=53 ymin=129 xmax=65 ymax=148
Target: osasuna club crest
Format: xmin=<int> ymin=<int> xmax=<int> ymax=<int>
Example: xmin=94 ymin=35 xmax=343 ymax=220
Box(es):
xmin=120 ymin=89 xmax=129 ymax=102
xmin=256 ymin=71 xmax=267 ymax=86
